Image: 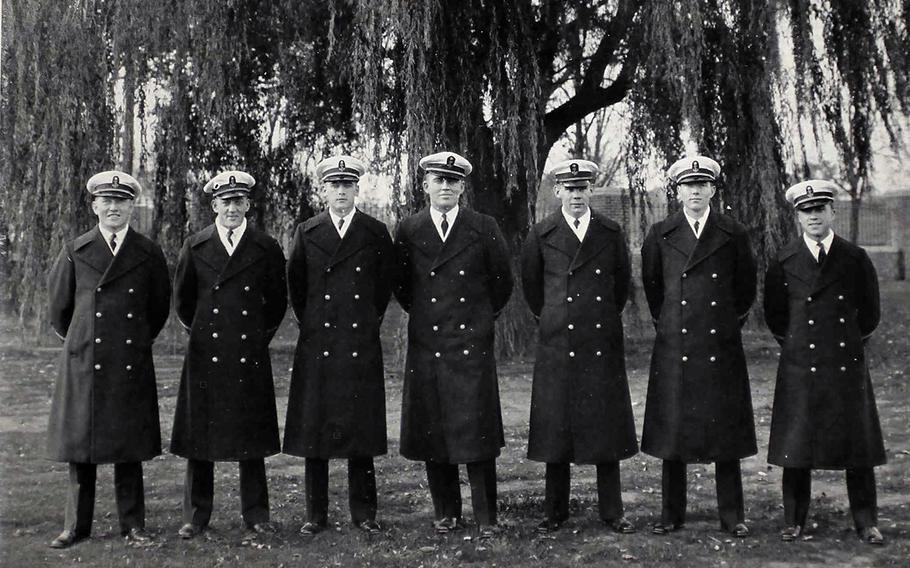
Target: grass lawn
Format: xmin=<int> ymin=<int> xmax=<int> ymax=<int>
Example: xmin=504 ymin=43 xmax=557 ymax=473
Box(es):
xmin=1 ymin=282 xmax=908 ymax=567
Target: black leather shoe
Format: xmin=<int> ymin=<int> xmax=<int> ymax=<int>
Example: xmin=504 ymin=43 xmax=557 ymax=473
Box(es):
xmin=49 ymin=530 xmax=88 ymax=549
xmin=177 ymin=523 xmax=205 ymax=540
xmin=355 ymin=520 xmax=381 ymax=534
xmin=651 ymin=521 xmax=682 ymax=535
xmin=123 ymin=527 xmax=153 ymax=544
xmin=432 ymin=518 xmax=450 ymax=535
xmin=300 ymin=521 xmax=326 ymax=536
xmin=859 ymin=526 xmax=884 ymax=545
xmin=606 ymin=517 xmax=637 ymax=534
xmin=730 ymin=522 xmax=750 ymax=538
xmin=247 ymin=522 xmax=276 ymax=534
xmin=536 ymin=519 xmax=562 ymax=534
xmin=780 ymin=525 xmax=802 ymax=542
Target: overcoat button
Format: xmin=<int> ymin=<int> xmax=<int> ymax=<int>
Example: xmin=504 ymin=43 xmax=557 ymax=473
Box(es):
xmin=710 ymin=329 xmax=716 ymax=334
xmin=807 ymin=296 xmax=813 ymax=302
xmin=125 ymin=365 xmax=132 ymax=371
xmin=459 ymin=297 xmax=465 ymax=303
xmin=681 ymin=300 xmax=687 ymax=306
xmin=96 ymin=287 xmax=102 ymax=292
xmin=128 ymin=288 xmax=134 ymax=294
xmin=712 ymin=273 xmax=718 ymax=279
xmin=324 ymin=322 xmax=331 ymax=328
xmin=567 ymin=297 xmax=573 ymax=303
xmin=810 ymin=367 xmax=817 ymax=373
xmin=240 ymin=358 xmax=246 ymax=363
xmin=127 ymin=312 xmax=133 ymax=319
xmin=325 ymin=294 xmax=331 ymax=300
xmin=354 ymin=294 xmax=360 ymax=300
xmin=596 ymin=296 xmax=602 ymax=302
xmin=682 ymin=273 xmax=687 ymax=279
xmin=352 ymin=352 xmax=358 ymax=358
xmin=241 ymin=334 xmax=247 ymax=340
xmin=568 ymin=324 xmax=574 ymax=330
xmin=244 ymin=285 xmax=250 ymax=291
xmin=681 ymin=328 xmax=687 ymax=334
xmin=352 ymin=323 xmax=358 ymax=329
xmin=808 ymin=319 xmax=815 ymax=325
xmin=596 ymin=351 xmax=602 ymax=356
xmin=682 ymin=356 xmax=688 ymax=362
xmin=95 ymin=338 xmax=101 ymax=343
xmin=463 ymin=350 xmax=469 ymax=355
xmin=430 ymin=271 xmax=436 ymax=277
xmin=212 ymin=356 xmax=218 ymax=362
xmin=242 ymin=310 xmax=248 ymax=316
xmin=213 ymin=308 xmax=219 ymax=314
xmin=214 ymin=285 xmax=220 ymax=291
xmin=96 ymin=312 xmax=102 ymax=318
xmin=809 ymin=344 xmax=815 ymax=349
xmin=432 ymin=325 xmax=439 ymax=331
xmin=326 ymin=268 xmax=332 ymax=273
xmin=355 ymin=267 xmax=361 ymax=272
xmin=459 ymin=324 xmax=466 ymax=330
xmin=839 ymin=342 xmax=845 ymax=348
xmin=841 ymin=366 xmax=847 ymax=372
xmin=838 ymin=295 xmax=844 ymax=300
xmin=125 ymin=339 xmax=132 ymax=345
xmin=94 ymin=364 xmax=101 ymax=370
xmin=839 ymin=318 xmax=845 ymax=323
xmin=595 ymin=269 xmax=602 ymax=275
xmin=595 ymin=323 xmax=602 ymax=329
xmin=323 ymin=351 xmax=330 ymax=357
xmin=435 ymin=352 xmax=441 ymax=358
xmin=431 ymin=297 xmax=437 ymax=303
xmin=569 ymin=352 xmax=575 ymax=357
xmin=710 ymin=301 xmax=717 ymax=307
xmin=459 ymin=270 xmax=465 ymax=276
xmin=709 ymin=356 xmax=716 ymax=362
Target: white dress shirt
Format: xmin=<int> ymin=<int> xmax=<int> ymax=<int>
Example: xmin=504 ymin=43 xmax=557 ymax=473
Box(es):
xmin=562 ymin=207 xmax=591 ymax=242
xmin=98 ymin=225 xmax=129 ymax=256
xmin=684 ymin=208 xmax=710 ymax=238
xmin=216 ymin=217 xmax=247 ymax=256
xmin=329 ymin=208 xmax=356 ymax=239
xmin=803 ymin=230 xmax=835 ymax=261
xmin=430 ymin=205 xmax=459 ymax=242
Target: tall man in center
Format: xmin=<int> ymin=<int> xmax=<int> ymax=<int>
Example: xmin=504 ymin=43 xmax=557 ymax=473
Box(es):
xmin=283 ymin=156 xmax=395 ymax=536
xmin=394 ymin=151 xmax=513 ymax=538
xmin=521 ymin=159 xmax=638 ymax=534
xmin=641 ymin=156 xmax=758 ymax=537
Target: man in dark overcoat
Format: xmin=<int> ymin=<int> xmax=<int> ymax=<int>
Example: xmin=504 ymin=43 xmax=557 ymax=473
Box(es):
xmin=764 ymin=180 xmax=886 ymax=545
xmin=393 ymin=151 xmax=513 ymax=538
xmin=46 ymin=171 xmax=171 ymax=548
xmin=283 ymin=155 xmax=394 ymax=536
xmin=641 ymin=155 xmax=757 ymax=537
xmin=521 ymin=159 xmax=638 ymax=534
xmin=171 ymin=170 xmax=287 ymax=540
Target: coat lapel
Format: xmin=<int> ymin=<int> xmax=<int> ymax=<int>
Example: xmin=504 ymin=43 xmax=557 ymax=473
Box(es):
xmin=662 ymin=212 xmax=697 ymax=259
xmin=540 ymin=213 xmax=579 ymax=261
xmin=305 ymin=212 xmax=342 ymax=259
xmin=328 ymin=211 xmax=371 ymax=268
xmin=99 ymin=228 xmax=150 ymax=285
xmin=73 ymin=227 xmax=114 ymax=275
xmin=684 ymin=210 xmax=731 ymax=271
xmin=431 ymin=209 xmax=480 ymax=270
xmin=779 ymin=239 xmax=817 ymax=286
xmin=192 ymin=225 xmax=230 ymax=274
xmin=217 ymin=227 xmax=265 ymax=285
xmin=570 ymin=215 xmax=611 ymax=271
xmin=811 ymin=235 xmax=848 ymax=293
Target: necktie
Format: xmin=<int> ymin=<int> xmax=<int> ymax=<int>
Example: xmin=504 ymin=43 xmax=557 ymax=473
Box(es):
xmin=441 ymin=213 xmax=449 ymax=237
xmin=573 ymin=218 xmax=580 ymax=229
xmin=227 ymin=229 xmax=234 ymax=247
xmin=817 ymin=242 xmax=826 ymax=265
xmin=693 ymin=220 xmax=700 ymax=236
xmin=338 ymin=218 xmax=345 ymax=233
xmin=110 ymin=234 xmax=118 ymax=254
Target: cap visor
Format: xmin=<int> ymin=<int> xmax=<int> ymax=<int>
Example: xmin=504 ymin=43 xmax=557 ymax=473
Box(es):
xmin=676 ymin=173 xmax=715 ymax=184
xmin=92 ymin=189 xmax=135 ymax=199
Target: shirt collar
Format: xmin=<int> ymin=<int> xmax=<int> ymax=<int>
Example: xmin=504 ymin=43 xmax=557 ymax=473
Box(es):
xmin=684 ymin=207 xmax=710 ymax=230
xmin=216 ymin=217 xmax=247 ymax=241
xmin=561 ymin=207 xmax=591 ymax=228
xmin=329 ymin=208 xmax=356 ymax=226
xmin=98 ymin=224 xmax=129 ymax=247
xmin=430 ymin=204 xmax=459 ymax=225
xmin=803 ymin=229 xmax=835 ymax=255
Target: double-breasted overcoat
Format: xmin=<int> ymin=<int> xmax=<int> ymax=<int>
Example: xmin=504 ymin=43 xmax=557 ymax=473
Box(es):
xmin=394 ymin=207 xmax=513 ymax=464
xmin=763 ymin=235 xmax=885 ymax=468
xmin=170 ymin=224 xmax=287 ymax=461
xmin=47 ymin=227 xmax=171 ymax=464
xmin=283 ymin=210 xmax=394 ymax=458
xmin=640 ymin=210 xmax=757 ymax=462
xmin=521 ymin=211 xmax=638 ymax=464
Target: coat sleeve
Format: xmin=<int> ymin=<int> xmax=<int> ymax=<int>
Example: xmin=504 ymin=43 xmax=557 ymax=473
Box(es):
xmin=174 ymin=239 xmax=197 ymax=331
xmin=392 ymin=223 xmax=412 ymax=313
xmin=733 ymin=228 xmax=758 ymax=325
xmin=47 ymin=244 xmax=76 ymax=341
xmin=148 ymin=243 xmax=172 ymax=339
xmin=263 ymin=238 xmax=288 ymax=341
xmin=484 ymin=216 xmax=514 ymax=317
xmin=520 ymin=226 xmax=544 ymax=318
xmin=640 ymin=224 xmax=663 ymax=324
xmin=856 ymin=249 xmax=881 ymax=340
xmin=615 ymin=233 xmax=632 ymax=312
xmin=286 ymin=224 xmax=307 ymax=324
xmin=374 ymin=226 xmax=395 ymax=323
xmin=762 ymin=258 xmax=788 ymax=345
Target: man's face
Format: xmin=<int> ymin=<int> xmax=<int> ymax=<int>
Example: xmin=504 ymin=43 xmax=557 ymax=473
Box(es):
xmin=212 ymin=195 xmax=250 ymax=230
xmin=423 ymin=173 xmax=464 ymax=212
xmin=676 ymin=181 xmax=716 ymax=216
xmin=322 ymin=180 xmax=359 ymax=216
xmin=554 ymin=183 xmax=593 ymax=218
xmin=92 ymin=196 xmax=134 ymax=232
xmin=797 ymin=203 xmax=835 ymax=240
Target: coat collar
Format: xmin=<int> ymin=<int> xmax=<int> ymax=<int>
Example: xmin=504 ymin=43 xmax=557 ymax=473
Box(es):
xmin=192 ymin=223 xmax=269 ymax=285
xmin=778 ymin=235 xmax=849 ymax=292
xmin=538 ymin=209 xmax=618 ymax=269
xmin=73 ymin=226 xmax=150 ymax=284
xmin=427 ymin=207 xmax=482 ymax=270
xmin=661 ymin=210 xmax=732 ymax=270
xmin=303 ymin=210 xmax=374 ymax=268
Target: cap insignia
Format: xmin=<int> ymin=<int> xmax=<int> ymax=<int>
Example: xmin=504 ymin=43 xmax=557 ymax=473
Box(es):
xmin=229 ymin=175 xmax=236 ymax=186
xmin=446 ymin=155 xmax=456 ymax=167
xmin=806 ymin=185 xmax=813 ymax=196
xmin=570 ymin=163 xmax=579 ymax=174
xmin=112 ymin=176 xmax=119 ymax=187
xmin=338 ymin=160 xmax=346 ymax=171
xmin=692 ymin=160 xmax=700 ymax=172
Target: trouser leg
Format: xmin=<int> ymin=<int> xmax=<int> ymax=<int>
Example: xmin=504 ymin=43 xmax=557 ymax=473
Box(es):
xmin=596 ymin=461 xmax=624 ymax=522
xmin=425 ymin=461 xmax=462 ymax=520
xmin=846 ymin=467 xmax=878 ymax=531
xmin=544 ymin=463 xmax=570 ymax=522
xmin=782 ymin=467 xmax=811 ymax=528
xmin=467 ymin=459 xmax=497 ymax=526
xmin=305 ymin=458 xmax=329 ymax=525
xmin=239 ymin=458 xmax=269 ymax=526
xmin=715 ymin=460 xmax=745 ymax=529
xmin=661 ymin=460 xmax=687 ymax=525
xmin=348 ymin=457 xmax=377 ymax=523
xmin=113 ymin=462 xmax=145 ymax=533
xmin=183 ymin=459 xmax=214 ymax=526
xmin=64 ymin=463 xmax=96 ymax=536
